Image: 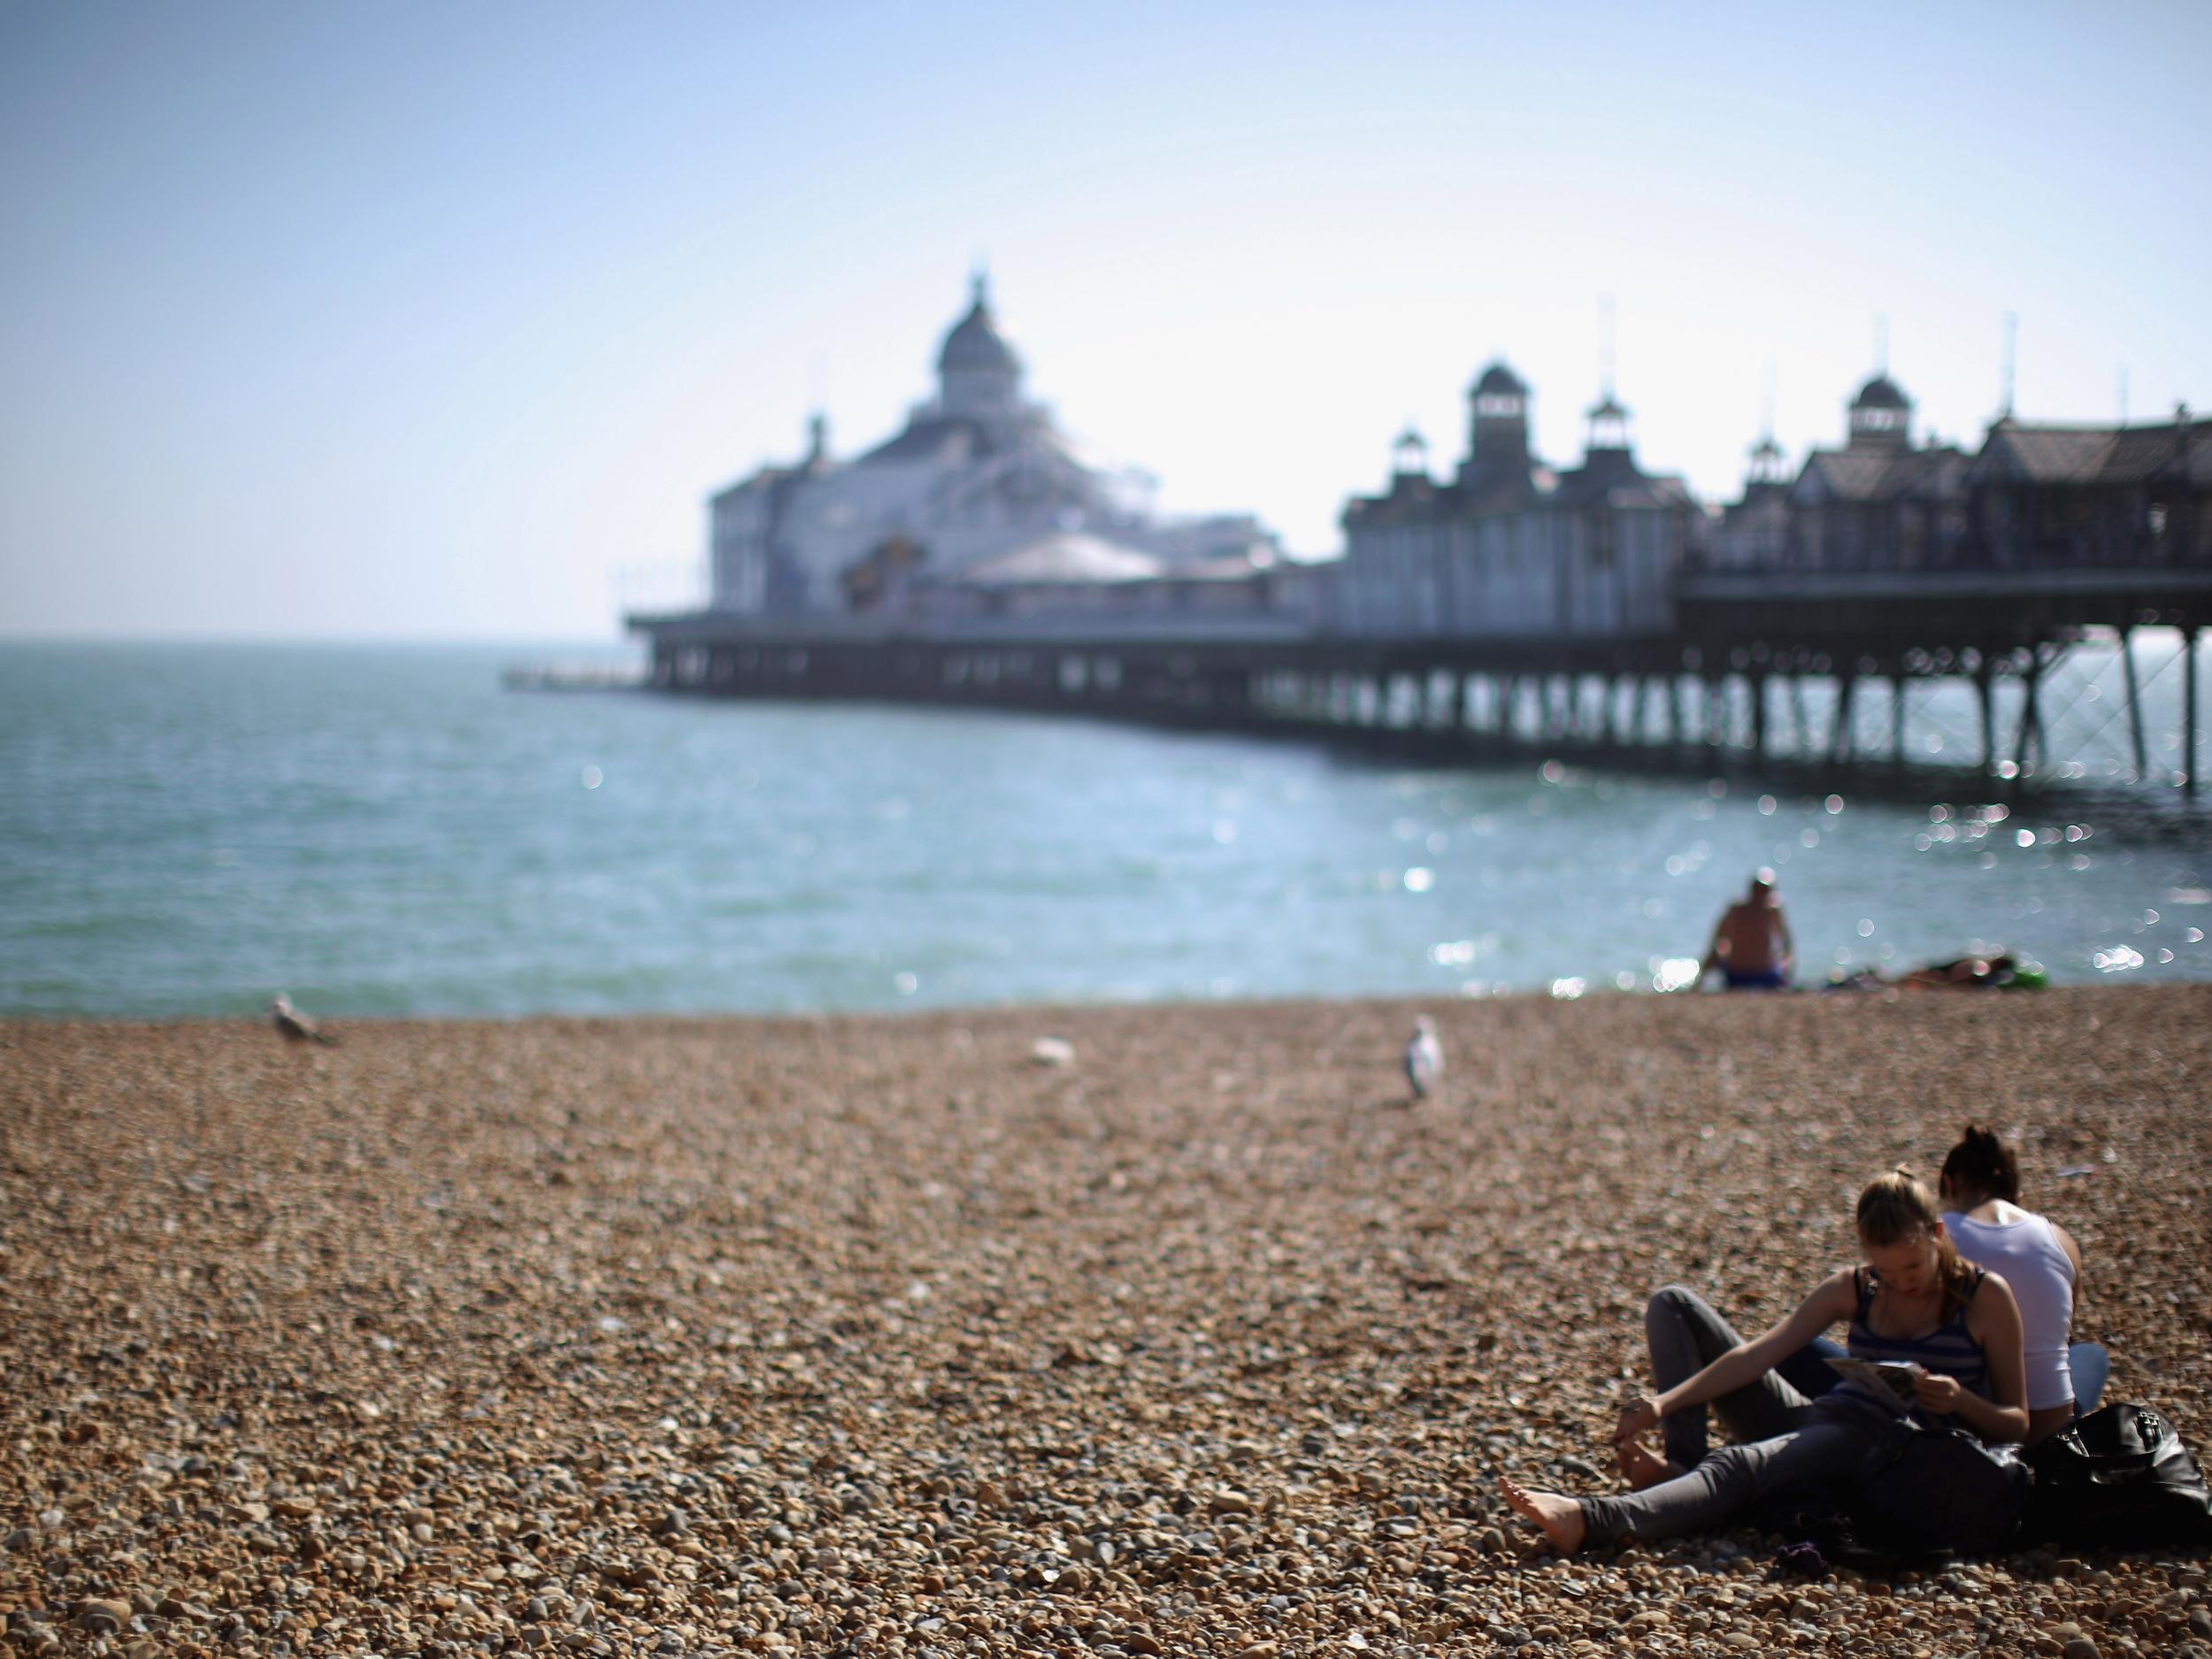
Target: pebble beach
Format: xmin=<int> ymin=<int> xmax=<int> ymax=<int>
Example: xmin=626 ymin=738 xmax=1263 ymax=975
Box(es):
xmin=4 ymin=987 xmax=2209 ymax=1659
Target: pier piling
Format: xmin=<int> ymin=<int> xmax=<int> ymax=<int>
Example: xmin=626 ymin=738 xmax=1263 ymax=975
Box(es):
xmin=2189 ymin=625 xmax=2202 ymax=798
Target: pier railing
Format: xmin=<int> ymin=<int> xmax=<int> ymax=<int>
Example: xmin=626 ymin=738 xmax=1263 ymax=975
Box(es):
xmin=620 ymin=566 xmax=2212 ymax=801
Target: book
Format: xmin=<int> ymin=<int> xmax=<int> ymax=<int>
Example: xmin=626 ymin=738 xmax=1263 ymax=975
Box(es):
xmin=1824 ymin=1356 xmax=1920 ymax=1408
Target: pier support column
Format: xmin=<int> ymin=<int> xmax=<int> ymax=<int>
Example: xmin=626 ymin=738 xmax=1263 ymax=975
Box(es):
xmin=1831 ymin=674 xmax=1856 ymax=764
xmin=2122 ymin=626 xmax=2148 ymax=780
xmin=1978 ymin=664 xmax=1998 ymax=780
xmin=2187 ymin=625 xmax=2202 ymax=798
xmin=1630 ymin=675 xmax=1650 ymax=747
xmin=1891 ymin=677 xmax=1908 ymax=770
xmin=2012 ymin=661 xmax=2041 ymax=779
xmin=1668 ymin=675 xmax=1686 ymax=749
xmin=1790 ymin=672 xmax=1810 ymax=758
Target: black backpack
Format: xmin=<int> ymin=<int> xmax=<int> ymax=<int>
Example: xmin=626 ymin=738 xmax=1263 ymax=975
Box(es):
xmin=2021 ymin=1402 xmax=2212 ymax=1551
xmin=1849 ymin=1417 xmax=2032 ymax=1560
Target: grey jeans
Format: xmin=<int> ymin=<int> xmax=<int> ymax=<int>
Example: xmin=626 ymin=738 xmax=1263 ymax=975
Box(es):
xmin=1580 ymin=1285 xmax=1893 ymax=1546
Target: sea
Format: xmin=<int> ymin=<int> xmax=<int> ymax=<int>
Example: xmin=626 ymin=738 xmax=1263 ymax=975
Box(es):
xmin=4 ymin=639 xmax=2209 ymax=1018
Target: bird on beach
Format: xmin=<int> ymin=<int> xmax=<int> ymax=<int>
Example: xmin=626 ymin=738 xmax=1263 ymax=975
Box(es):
xmin=270 ymin=993 xmax=338 ymax=1046
xmin=1403 ymin=1015 xmax=1442 ymax=1102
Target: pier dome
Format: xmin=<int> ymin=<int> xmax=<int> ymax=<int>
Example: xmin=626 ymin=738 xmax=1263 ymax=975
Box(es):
xmin=1853 ymin=373 xmax=1909 ymax=411
xmin=937 ymin=275 xmax=1023 ymax=379
xmin=935 ymin=274 xmax=1025 ymax=419
xmin=1471 ymin=362 xmax=1530 ymax=399
xmin=1847 ymin=373 xmax=1913 ymax=449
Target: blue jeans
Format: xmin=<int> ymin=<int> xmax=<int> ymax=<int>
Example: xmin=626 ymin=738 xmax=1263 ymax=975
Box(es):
xmin=1778 ymin=1333 xmax=1847 ymax=1401
xmin=2069 ymin=1342 xmax=2109 ymax=1413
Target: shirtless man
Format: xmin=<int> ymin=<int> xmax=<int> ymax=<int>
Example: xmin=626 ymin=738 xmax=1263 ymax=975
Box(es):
xmin=1700 ymin=871 xmax=1793 ymax=990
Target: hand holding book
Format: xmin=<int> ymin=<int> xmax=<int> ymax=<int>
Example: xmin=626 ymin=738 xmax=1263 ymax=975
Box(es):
xmin=1824 ymin=1356 xmax=1921 ymax=1409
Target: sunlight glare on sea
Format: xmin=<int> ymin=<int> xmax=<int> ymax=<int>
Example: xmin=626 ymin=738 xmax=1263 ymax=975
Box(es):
xmin=2 ymin=641 xmax=2208 ymax=1017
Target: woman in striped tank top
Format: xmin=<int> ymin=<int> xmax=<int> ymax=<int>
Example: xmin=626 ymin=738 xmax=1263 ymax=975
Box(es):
xmin=1502 ymin=1171 xmax=2028 ymax=1555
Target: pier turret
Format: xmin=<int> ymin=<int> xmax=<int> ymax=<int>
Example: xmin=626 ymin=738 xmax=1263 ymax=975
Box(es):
xmin=1391 ymin=426 xmax=1430 ymax=485
xmin=937 ymin=273 xmax=1025 ymax=419
xmin=1747 ymin=432 xmax=1787 ymax=487
xmin=1463 ymin=361 xmax=1532 ymax=496
xmin=1847 ymin=373 xmax=1913 ymax=450
xmin=1584 ymin=392 xmax=1633 ymax=457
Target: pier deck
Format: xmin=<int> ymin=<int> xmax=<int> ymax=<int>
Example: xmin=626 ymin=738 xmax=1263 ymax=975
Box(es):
xmin=623 ymin=566 xmax=2212 ymax=800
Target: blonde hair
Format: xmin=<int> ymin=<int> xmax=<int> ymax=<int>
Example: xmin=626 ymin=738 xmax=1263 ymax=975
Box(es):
xmin=1856 ymin=1168 xmax=1978 ymax=1311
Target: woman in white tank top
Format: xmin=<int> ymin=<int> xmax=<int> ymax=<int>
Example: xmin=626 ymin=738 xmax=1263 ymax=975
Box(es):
xmin=1938 ymin=1124 xmax=2096 ymax=1445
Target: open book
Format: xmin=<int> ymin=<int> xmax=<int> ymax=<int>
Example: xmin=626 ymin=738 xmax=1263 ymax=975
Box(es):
xmin=1825 ymin=1356 xmax=1919 ymax=1409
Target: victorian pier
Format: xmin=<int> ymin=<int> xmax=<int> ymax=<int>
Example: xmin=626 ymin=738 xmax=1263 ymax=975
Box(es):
xmin=627 ymin=567 xmax=2210 ymax=802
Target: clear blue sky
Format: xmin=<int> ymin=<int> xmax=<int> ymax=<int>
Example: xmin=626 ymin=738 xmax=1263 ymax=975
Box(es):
xmin=4 ymin=1 xmax=2207 ymax=641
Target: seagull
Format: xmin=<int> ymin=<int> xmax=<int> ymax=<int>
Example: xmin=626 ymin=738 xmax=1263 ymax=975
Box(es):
xmin=270 ymin=993 xmax=338 ymax=1046
xmin=1403 ymin=1015 xmax=1442 ymax=1102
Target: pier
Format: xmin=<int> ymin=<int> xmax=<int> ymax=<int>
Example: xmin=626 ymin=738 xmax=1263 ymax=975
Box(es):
xmin=619 ymin=303 xmax=2209 ymax=803
xmin=626 ymin=565 xmax=2212 ymax=803
xmin=500 ymin=661 xmax=648 ymax=693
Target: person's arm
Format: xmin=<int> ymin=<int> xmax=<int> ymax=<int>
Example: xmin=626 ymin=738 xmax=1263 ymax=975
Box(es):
xmin=1701 ymin=912 xmax=1732 ymax=978
xmin=1919 ymin=1273 xmax=2029 ymax=1443
xmin=1774 ymin=910 xmax=1795 ymax=972
xmin=1613 ymin=1271 xmax=1858 ymax=1443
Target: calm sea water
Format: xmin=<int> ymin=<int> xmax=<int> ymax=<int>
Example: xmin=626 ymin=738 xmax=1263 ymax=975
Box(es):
xmin=4 ymin=640 xmax=2209 ymax=1018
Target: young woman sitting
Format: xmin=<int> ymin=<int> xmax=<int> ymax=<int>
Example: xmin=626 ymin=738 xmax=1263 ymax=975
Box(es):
xmin=1502 ymin=1171 xmax=2028 ymax=1555
xmin=1939 ymin=1123 xmax=2102 ymax=1444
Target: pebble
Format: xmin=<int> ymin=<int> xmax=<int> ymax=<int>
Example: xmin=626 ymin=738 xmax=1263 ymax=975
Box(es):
xmin=2 ymin=992 xmax=2207 ymax=1659
xmin=74 ymin=1599 xmax=131 ymax=1635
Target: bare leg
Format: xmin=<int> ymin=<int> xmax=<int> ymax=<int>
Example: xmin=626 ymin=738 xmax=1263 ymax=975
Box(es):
xmin=1614 ymin=1436 xmax=1682 ymax=1491
xmin=1499 ymin=1475 xmax=1586 ymax=1556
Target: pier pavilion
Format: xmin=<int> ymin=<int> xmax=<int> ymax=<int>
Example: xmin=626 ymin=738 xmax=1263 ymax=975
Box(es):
xmin=628 ymin=333 xmax=2212 ymax=798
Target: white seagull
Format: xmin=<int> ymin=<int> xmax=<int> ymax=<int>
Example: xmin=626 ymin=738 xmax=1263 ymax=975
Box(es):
xmin=1403 ymin=1015 xmax=1442 ymax=1102
xmin=270 ymin=993 xmax=338 ymax=1046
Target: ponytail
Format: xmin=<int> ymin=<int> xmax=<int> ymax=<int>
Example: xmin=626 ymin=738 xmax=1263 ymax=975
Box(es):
xmin=1939 ymin=1123 xmax=2021 ymax=1204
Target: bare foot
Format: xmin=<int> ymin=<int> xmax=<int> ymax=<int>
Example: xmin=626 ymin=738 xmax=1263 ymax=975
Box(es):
xmin=1499 ymin=1475 xmax=1586 ymax=1556
xmin=1614 ymin=1435 xmax=1684 ymax=1492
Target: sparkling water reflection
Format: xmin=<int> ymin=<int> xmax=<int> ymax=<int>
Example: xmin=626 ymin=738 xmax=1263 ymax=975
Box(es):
xmin=2 ymin=640 xmax=2208 ymax=1017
